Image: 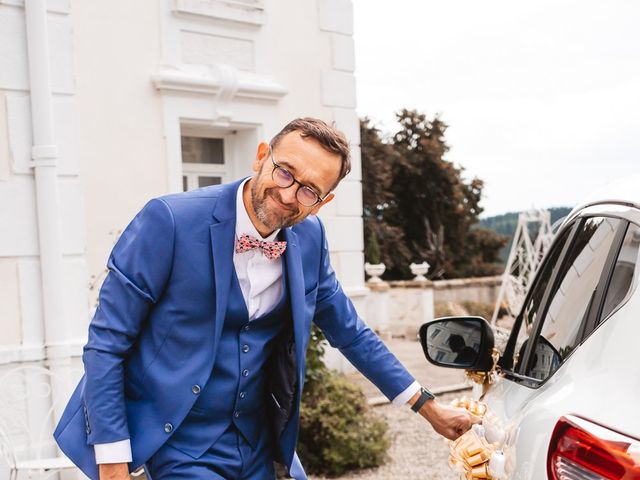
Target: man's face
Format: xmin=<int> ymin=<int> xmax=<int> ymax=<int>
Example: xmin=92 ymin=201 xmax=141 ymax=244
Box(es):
xmin=249 ymin=131 xmax=341 ymax=232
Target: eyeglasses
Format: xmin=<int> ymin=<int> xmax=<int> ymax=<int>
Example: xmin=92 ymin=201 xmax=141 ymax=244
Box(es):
xmin=269 ymin=150 xmax=328 ymax=207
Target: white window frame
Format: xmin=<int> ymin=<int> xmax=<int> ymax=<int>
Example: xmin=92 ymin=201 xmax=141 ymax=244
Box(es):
xmin=180 ymin=125 xmax=233 ymax=191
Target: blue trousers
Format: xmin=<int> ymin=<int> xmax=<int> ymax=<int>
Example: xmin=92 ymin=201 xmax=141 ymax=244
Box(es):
xmin=145 ymin=424 xmax=276 ymax=479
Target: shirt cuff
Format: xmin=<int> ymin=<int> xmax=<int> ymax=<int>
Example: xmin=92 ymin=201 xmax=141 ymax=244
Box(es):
xmin=391 ymin=380 xmax=422 ymax=406
xmin=94 ymin=439 xmax=132 ymax=464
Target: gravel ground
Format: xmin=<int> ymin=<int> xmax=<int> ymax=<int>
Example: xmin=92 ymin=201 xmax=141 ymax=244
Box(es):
xmin=309 ymin=392 xmax=463 ymax=480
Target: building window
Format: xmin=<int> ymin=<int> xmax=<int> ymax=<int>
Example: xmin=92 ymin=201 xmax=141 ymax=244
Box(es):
xmin=181 ymin=136 xmax=227 ymax=191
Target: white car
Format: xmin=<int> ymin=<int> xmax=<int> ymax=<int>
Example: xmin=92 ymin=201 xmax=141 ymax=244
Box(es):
xmin=421 ymin=177 xmax=640 ymax=479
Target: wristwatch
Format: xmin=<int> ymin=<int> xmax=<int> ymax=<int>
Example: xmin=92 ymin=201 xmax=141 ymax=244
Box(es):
xmin=410 ymin=387 xmax=435 ymax=413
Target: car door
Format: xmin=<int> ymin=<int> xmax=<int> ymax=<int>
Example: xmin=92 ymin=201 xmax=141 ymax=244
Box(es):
xmin=481 ymin=214 xmax=638 ymax=479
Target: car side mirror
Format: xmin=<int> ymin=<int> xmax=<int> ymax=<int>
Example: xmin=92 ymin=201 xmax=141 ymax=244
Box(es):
xmin=419 ymin=316 xmax=495 ymax=371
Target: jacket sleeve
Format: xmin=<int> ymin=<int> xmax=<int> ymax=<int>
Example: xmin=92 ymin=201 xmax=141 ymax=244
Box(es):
xmin=311 ymin=218 xmax=415 ymax=401
xmin=82 ymin=198 xmax=176 ymax=445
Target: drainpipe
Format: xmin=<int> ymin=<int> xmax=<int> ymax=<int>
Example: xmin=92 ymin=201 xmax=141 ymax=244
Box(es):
xmin=24 ymin=0 xmax=68 ymax=362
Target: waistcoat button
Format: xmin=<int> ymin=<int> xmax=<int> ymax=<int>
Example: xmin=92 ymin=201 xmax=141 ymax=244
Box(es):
xmin=164 ymin=423 xmax=173 ymax=433
xmin=239 ymin=391 xmax=246 ymax=399
xmin=242 ymin=369 xmax=249 ymax=377
xmin=242 ymin=344 xmax=250 ymax=353
xmin=191 ymin=384 xmax=201 ymax=394
xmin=234 ymin=411 xmax=240 ymax=418
xmin=243 ymin=325 xmax=250 ymax=332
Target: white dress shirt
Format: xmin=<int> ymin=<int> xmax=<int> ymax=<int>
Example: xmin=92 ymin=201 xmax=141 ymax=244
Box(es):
xmin=233 ymin=179 xmax=284 ymax=320
xmin=94 ymin=179 xmax=420 ymax=464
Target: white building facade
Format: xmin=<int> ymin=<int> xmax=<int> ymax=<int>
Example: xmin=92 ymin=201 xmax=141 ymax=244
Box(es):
xmin=0 ymin=0 xmax=364 ymax=476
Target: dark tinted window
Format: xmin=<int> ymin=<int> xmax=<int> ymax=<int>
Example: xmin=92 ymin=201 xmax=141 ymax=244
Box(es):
xmin=513 ymin=226 xmax=573 ymax=373
xmin=181 ymin=137 xmax=224 ymax=164
xmin=525 ymin=217 xmax=621 ymax=381
xmin=600 ymin=223 xmax=640 ymax=321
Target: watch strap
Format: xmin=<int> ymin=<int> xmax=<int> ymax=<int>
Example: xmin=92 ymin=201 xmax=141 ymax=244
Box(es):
xmin=411 ymin=387 xmax=435 ymax=413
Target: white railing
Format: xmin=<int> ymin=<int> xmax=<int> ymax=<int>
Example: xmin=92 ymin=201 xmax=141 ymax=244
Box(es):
xmin=0 ymin=365 xmax=79 ymax=480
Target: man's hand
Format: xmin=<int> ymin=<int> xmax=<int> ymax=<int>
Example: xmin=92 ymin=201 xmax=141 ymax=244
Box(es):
xmin=99 ymin=463 xmax=130 ymax=480
xmin=410 ymin=394 xmax=481 ymax=440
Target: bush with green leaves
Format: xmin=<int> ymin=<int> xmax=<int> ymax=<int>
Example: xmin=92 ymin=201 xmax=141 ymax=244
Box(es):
xmin=364 ymin=230 xmax=381 ymax=265
xmin=434 ymin=300 xmax=497 ymax=321
xmin=460 ymin=301 xmax=495 ymax=321
xmin=298 ymin=326 xmax=390 ymax=476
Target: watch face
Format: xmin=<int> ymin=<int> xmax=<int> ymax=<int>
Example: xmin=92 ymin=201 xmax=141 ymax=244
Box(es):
xmin=422 ymin=387 xmax=434 ymax=399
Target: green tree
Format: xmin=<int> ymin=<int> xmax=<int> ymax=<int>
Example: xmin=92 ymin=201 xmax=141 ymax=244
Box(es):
xmin=361 ymin=118 xmax=412 ymax=273
xmin=361 ymin=110 xmax=507 ymax=279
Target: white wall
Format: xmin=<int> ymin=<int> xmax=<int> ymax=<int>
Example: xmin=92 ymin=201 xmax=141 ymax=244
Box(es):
xmin=150 ymin=0 xmax=365 ymax=296
xmin=0 ymin=0 xmax=88 ymax=364
xmin=0 ymin=2 xmax=365 ymax=474
xmin=2 ymin=0 xmax=365 ymax=353
xmin=70 ymin=0 xmax=168 ymax=295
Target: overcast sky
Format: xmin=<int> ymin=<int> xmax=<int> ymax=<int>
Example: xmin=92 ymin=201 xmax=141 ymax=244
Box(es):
xmin=352 ymin=0 xmax=640 ymax=217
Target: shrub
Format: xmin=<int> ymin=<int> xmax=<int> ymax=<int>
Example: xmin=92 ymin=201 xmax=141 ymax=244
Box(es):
xmin=364 ymin=231 xmax=381 ymax=265
xmin=460 ymin=301 xmax=495 ymax=321
xmin=298 ymin=326 xmax=390 ymax=476
xmin=434 ymin=301 xmax=457 ymax=318
xmin=434 ymin=301 xmax=496 ymax=321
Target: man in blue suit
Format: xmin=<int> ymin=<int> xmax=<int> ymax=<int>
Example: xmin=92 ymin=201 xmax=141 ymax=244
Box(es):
xmin=54 ymin=118 xmax=479 ymax=479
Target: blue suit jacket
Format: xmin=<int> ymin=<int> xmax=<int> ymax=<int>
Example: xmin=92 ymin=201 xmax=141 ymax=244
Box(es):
xmin=54 ymin=178 xmax=414 ymax=479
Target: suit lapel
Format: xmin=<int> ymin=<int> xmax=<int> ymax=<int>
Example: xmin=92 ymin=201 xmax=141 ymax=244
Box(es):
xmin=209 ymin=179 xmax=243 ymax=363
xmin=283 ymin=228 xmax=306 ymax=376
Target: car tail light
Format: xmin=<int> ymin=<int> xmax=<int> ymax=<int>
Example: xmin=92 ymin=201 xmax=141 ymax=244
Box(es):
xmin=548 ymin=415 xmax=640 ymax=479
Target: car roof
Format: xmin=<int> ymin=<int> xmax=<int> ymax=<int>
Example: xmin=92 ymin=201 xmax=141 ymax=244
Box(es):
xmin=566 ymin=175 xmax=640 ymax=221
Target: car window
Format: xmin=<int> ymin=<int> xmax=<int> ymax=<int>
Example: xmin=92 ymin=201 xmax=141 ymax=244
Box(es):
xmin=599 ymin=223 xmax=640 ymax=321
xmin=524 ymin=217 xmax=621 ymax=381
xmin=511 ymin=225 xmax=573 ymax=373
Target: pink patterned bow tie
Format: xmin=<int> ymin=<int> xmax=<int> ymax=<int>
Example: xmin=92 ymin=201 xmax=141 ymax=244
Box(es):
xmin=235 ymin=234 xmax=287 ymax=260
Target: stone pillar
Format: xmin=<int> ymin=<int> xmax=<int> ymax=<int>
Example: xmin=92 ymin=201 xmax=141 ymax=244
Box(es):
xmin=315 ymin=0 xmax=367 ymax=375
xmin=366 ymin=281 xmax=391 ymax=340
xmin=388 ymin=280 xmax=435 ymax=340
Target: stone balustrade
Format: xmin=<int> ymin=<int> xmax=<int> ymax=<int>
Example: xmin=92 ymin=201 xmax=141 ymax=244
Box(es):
xmin=364 ymin=275 xmax=502 ymax=340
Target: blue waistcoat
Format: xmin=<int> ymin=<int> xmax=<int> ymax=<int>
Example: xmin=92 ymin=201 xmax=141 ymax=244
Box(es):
xmin=165 ymin=263 xmax=290 ymax=459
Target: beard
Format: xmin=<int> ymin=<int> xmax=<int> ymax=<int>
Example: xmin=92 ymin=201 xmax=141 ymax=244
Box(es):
xmin=251 ymin=181 xmax=301 ymax=231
